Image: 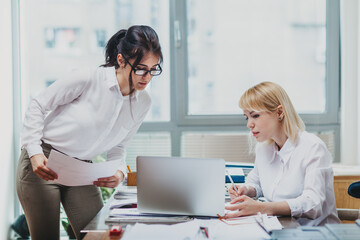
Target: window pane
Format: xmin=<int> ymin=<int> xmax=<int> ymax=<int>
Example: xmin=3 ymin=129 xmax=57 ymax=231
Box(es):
xmin=20 ymin=0 xmax=170 ymax=121
xmin=181 ymin=132 xmax=255 ymax=163
xmin=187 ymin=0 xmax=326 ymax=115
xmin=126 ymin=132 xmax=171 ymax=171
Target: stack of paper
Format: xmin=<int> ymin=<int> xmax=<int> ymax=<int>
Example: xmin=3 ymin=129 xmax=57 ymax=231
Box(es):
xmin=114 ymin=188 xmax=137 ymax=200
xmin=109 ymin=198 xmax=137 ymax=209
xmin=106 ymin=208 xmax=191 ymax=224
xmin=121 ymin=221 xmax=201 ymax=240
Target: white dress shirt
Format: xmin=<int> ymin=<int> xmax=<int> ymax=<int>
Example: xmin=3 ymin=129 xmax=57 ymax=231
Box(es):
xmin=21 ymin=66 xmax=151 ymax=175
xmin=245 ymin=131 xmax=340 ymax=226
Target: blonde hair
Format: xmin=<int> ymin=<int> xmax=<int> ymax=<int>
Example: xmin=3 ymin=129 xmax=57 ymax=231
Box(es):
xmin=239 ymin=81 xmax=305 ymax=143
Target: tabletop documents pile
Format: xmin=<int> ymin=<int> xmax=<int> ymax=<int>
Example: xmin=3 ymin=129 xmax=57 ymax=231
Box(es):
xmin=106 ymin=186 xmax=283 ymax=239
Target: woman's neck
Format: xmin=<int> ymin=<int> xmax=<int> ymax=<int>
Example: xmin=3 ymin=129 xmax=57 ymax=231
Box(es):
xmin=273 ymin=132 xmax=288 ymax=150
xmin=115 ymin=68 xmax=130 ymax=96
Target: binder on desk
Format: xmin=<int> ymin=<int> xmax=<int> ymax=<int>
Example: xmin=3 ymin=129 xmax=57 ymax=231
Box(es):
xmin=226 ymin=162 xmax=254 ymax=178
xmin=225 ymin=168 xmax=245 ymax=183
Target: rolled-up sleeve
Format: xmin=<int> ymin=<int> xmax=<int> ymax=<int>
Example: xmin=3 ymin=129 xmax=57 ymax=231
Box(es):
xmin=245 ymin=164 xmax=263 ymax=199
xmin=286 ymin=143 xmax=331 ymax=219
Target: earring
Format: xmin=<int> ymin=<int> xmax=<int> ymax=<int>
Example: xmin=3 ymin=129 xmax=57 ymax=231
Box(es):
xmin=279 ymin=117 xmax=282 ymax=121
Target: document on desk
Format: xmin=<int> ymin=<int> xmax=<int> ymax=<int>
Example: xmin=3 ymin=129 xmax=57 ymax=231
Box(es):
xmin=107 ymin=208 xmax=192 ymax=224
xmin=114 ymin=188 xmax=137 ymax=200
xmin=121 ymin=219 xmax=271 ymax=240
xmin=46 ymin=150 xmax=122 ymax=186
xmin=109 ymin=198 xmax=137 ymax=209
xmin=109 ymin=208 xmax=182 ymax=217
xmin=121 ymin=221 xmax=201 ymax=240
xmin=220 ymin=213 xmax=283 ymax=232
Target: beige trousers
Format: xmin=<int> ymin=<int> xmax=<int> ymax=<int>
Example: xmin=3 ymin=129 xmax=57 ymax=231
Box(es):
xmin=16 ymin=142 xmax=103 ymax=240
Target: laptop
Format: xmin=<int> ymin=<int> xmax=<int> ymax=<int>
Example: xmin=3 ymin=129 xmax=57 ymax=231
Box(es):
xmin=136 ymin=156 xmax=225 ymax=217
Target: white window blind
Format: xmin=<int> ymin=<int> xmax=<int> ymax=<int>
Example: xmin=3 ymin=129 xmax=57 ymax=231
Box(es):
xmin=125 ymin=132 xmax=171 ymax=171
xmin=181 ymin=131 xmax=335 ymax=163
xmin=181 ymin=132 xmax=255 ymax=163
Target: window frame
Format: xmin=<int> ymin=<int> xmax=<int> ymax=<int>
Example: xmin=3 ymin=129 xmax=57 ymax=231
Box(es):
xmin=162 ymin=0 xmax=340 ymax=161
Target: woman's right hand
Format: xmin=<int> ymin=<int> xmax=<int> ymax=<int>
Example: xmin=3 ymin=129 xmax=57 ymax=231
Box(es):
xmin=30 ymin=154 xmax=58 ymax=181
xmin=228 ymin=185 xmax=249 ymax=200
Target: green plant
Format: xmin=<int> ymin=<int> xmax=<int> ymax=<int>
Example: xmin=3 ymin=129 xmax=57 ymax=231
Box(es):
xmin=101 ymin=187 xmax=115 ymax=203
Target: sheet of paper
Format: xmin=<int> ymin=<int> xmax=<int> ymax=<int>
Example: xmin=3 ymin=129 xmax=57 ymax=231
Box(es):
xmin=121 ymin=221 xmax=201 ymax=240
xmin=46 ymin=150 xmax=122 ymax=186
xmin=114 ymin=187 xmax=137 ymax=200
xmin=109 ymin=198 xmax=137 ymax=209
xmin=211 ymin=221 xmax=271 ymax=240
xmin=109 ymin=208 xmax=180 ymax=217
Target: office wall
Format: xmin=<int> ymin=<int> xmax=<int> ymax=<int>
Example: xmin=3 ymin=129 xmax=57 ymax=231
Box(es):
xmin=341 ymin=0 xmax=360 ymax=165
xmin=0 ymin=0 xmax=15 ymax=239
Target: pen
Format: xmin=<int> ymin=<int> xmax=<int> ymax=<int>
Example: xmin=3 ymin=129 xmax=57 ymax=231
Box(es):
xmin=127 ymin=165 xmax=132 ymax=173
xmin=200 ymin=227 xmax=209 ymax=238
xmin=226 ymin=170 xmax=238 ymax=192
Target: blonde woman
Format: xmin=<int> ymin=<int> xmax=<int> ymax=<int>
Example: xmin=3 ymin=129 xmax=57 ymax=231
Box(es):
xmin=226 ymin=81 xmax=340 ymax=226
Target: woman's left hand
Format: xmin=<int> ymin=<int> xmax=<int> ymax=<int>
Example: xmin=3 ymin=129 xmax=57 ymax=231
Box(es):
xmin=93 ymin=170 xmax=124 ymax=188
xmin=224 ymin=195 xmax=263 ymax=218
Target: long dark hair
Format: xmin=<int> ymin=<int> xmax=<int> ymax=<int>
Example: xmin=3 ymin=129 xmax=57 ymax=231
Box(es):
xmin=101 ymin=25 xmax=163 ymax=95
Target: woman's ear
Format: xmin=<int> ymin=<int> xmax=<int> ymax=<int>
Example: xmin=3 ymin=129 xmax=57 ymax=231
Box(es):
xmin=117 ymin=53 xmax=125 ymax=68
xmin=277 ymin=105 xmax=284 ymax=121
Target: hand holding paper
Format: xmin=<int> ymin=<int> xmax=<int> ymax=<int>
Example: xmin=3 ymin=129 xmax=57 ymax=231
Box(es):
xmin=30 ymin=153 xmax=58 ymax=181
xmin=93 ymin=169 xmax=124 ymax=188
xmin=46 ymin=150 xmax=123 ymax=186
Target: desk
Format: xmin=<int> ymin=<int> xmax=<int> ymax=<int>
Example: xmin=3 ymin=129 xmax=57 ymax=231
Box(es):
xmin=82 ymin=186 xmax=299 ymax=240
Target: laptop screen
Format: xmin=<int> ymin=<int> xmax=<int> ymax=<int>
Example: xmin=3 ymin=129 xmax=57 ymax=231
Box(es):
xmin=136 ymin=156 xmax=225 ymax=217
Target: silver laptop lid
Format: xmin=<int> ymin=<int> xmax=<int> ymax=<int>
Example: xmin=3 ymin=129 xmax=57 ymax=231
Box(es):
xmin=137 ymin=156 xmax=225 ymax=217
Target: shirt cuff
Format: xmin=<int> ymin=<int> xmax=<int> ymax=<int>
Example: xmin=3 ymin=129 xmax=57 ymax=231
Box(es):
xmin=286 ymin=199 xmax=302 ymax=217
xmin=25 ymin=144 xmax=44 ymax=158
xmin=246 ymin=183 xmax=263 ymax=199
xmin=115 ymin=162 xmax=127 ymax=180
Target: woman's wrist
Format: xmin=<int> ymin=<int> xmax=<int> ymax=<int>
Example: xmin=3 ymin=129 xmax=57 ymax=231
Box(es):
xmin=245 ymin=186 xmax=257 ymax=198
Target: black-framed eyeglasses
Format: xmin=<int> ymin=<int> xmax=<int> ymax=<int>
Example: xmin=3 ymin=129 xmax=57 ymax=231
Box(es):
xmin=123 ymin=57 xmax=162 ymax=76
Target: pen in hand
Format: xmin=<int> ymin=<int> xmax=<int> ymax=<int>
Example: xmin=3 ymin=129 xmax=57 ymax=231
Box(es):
xmin=226 ymin=169 xmax=238 ymax=192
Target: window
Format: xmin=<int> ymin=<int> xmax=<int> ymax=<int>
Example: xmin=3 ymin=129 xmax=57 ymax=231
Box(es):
xmin=44 ymin=27 xmax=81 ymax=55
xmin=186 ymin=0 xmax=327 ymax=115
xmin=16 ymin=0 xmax=340 ymax=171
xmin=173 ymin=0 xmax=340 ymax=161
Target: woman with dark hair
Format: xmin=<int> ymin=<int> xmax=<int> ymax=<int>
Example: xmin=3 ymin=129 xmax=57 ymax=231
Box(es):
xmin=16 ymin=25 xmax=163 ymax=240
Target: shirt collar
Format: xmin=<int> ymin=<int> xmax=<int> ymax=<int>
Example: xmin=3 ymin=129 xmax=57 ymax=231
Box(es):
xmin=271 ymin=137 xmax=297 ymax=165
xmin=104 ymin=66 xmax=139 ymax=101
xmin=104 ymin=66 xmax=119 ymax=89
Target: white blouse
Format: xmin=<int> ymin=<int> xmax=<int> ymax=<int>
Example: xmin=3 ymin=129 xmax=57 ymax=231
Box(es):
xmin=21 ymin=66 xmax=151 ymax=175
xmin=246 ymin=131 xmax=340 ymax=226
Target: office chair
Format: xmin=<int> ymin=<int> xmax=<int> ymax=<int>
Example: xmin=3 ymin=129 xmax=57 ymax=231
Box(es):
xmin=11 ymin=214 xmax=29 ymax=239
xmin=337 ymin=181 xmax=360 ymax=221
xmin=348 ymin=181 xmax=360 ymax=199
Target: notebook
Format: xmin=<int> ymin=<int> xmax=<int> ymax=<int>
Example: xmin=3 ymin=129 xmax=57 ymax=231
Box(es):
xmin=136 ymin=156 xmax=225 ymax=217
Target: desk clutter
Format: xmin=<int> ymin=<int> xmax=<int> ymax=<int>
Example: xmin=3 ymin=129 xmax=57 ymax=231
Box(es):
xmin=105 ymin=186 xmax=283 ymax=239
